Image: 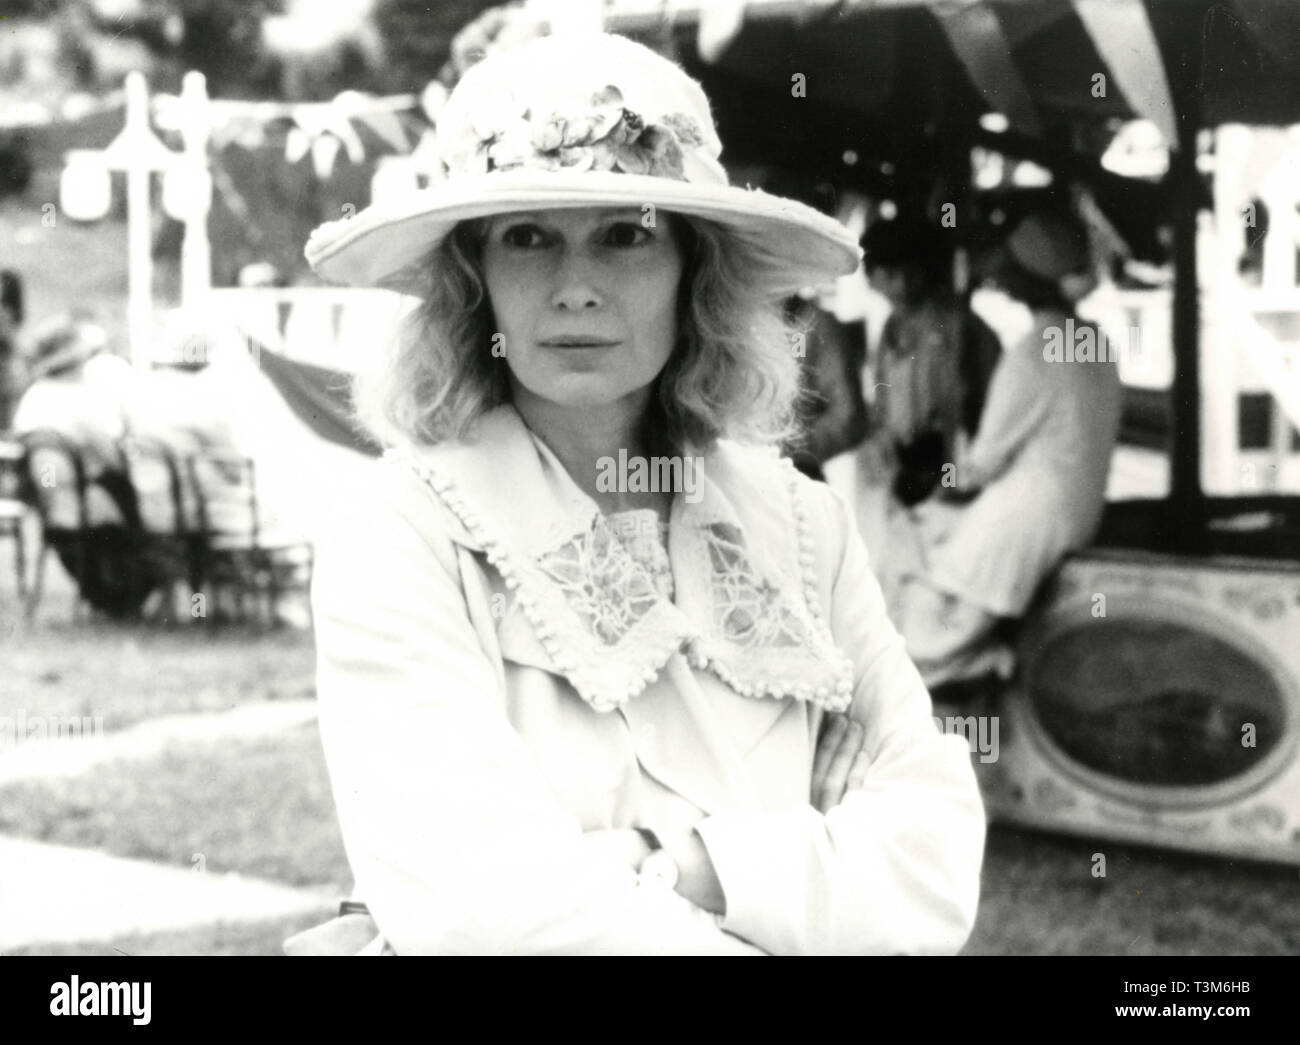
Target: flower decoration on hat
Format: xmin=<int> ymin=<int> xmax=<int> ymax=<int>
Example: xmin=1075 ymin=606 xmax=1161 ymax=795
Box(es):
xmin=444 ymin=83 xmax=709 ymax=182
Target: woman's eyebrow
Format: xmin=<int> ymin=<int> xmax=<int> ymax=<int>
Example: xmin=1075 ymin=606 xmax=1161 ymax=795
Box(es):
xmin=485 ymin=212 xmax=553 ymax=231
xmin=486 ymin=211 xmax=648 ymax=237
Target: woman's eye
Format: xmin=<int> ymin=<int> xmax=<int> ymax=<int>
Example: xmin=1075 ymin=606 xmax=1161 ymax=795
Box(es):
xmin=602 ymin=223 xmax=652 ymax=248
xmin=501 ymin=224 xmax=549 ymax=248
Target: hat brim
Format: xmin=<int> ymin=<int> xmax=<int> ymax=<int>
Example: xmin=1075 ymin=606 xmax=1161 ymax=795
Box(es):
xmin=306 ymin=170 xmax=862 ymax=296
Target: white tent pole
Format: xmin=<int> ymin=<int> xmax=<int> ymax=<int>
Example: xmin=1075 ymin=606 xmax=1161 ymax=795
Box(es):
xmin=124 ymin=71 xmax=153 ymax=370
xmin=1205 ymin=125 xmax=1247 ymax=494
xmin=179 ymin=70 xmax=212 ymax=309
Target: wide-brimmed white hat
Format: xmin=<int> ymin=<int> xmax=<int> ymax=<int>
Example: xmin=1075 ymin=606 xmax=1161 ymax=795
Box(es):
xmin=305 ymin=33 xmax=861 ymax=295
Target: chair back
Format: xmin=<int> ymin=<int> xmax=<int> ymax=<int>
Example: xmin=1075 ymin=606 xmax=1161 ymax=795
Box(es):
xmin=187 ymin=452 xmax=261 ymax=543
xmin=120 ymin=435 xmax=193 ymax=537
xmin=16 ymin=428 xmax=91 ymax=532
xmin=0 ymin=435 xmax=31 ymax=506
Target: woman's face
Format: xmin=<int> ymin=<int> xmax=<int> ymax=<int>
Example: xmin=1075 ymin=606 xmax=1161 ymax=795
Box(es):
xmin=479 ymin=207 xmax=685 ymax=414
xmin=865 ymin=264 xmax=909 ymax=309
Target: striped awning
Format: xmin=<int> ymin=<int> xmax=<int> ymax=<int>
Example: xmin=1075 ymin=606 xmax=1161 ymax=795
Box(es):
xmin=605 ymin=0 xmax=1300 ymax=145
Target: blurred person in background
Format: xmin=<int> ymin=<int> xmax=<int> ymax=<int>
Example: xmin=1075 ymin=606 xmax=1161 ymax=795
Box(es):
xmin=124 ymin=316 xmax=313 ymax=629
xmin=10 ymin=314 xmax=153 ymax=615
xmin=893 ymin=205 xmax=1123 ymax=689
xmin=12 ymin=314 xmax=133 ymax=527
xmin=823 ymin=214 xmax=1001 ymax=616
xmin=849 ymin=215 xmax=1001 ymax=508
xmin=786 ymin=293 xmax=869 ymax=480
xmin=127 ymin=318 xmax=307 ymax=542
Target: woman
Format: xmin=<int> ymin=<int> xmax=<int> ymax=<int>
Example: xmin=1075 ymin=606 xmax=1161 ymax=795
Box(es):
xmin=289 ymin=33 xmax=984 ymax=956
xmin=894 ymin=206 xmax=1123 ymax=687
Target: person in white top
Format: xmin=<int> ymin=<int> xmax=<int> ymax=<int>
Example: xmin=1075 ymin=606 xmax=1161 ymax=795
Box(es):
xmin=124 ymin=321 xmax=303 ymax=541
xmin=12 ymin=316 xmax=132 ymax=529
xmin=11 ymin=316 xmax=163 ymax=613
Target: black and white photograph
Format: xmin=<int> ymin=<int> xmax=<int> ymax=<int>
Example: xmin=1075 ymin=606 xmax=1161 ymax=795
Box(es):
xmin=1 ymin=0 xmax=1298 ymax=986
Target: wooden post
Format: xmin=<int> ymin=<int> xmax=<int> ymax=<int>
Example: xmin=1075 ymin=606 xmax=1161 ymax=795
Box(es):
xmin=1167 ymin=125 xmax=1202 ymax=544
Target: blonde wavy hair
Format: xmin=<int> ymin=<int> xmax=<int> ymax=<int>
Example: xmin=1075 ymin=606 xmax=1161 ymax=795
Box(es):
xmin=353 ymin=212 xmax=809 ymax=452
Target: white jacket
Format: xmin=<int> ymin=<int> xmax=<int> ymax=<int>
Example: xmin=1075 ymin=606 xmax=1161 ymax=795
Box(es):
xmin=308 ymin=404 xmax=985 ymax=955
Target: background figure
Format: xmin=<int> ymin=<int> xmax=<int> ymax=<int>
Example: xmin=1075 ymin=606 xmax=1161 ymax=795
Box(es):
xmin=787 ymin=294 xmax=869 ymax=480
xmin=0 ymin=269 xmax=26 ymax=431
xmin=860 ymin=215 xmax=1001 ymax=506
xmin=12 ymin=315 xmax=133 ymax=528
xmin=897 ymin=206 xmax=1123 ymax=688
xmin=125 ymin=328 xmax=241 ymax=534
xmin=127 ymin=319 xmax=308 ymax=545
xmin=10 ymin=315 xmax=158 ymax=615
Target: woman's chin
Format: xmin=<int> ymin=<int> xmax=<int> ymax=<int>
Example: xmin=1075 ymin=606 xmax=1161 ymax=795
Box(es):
xmin=518 ymin=375 xmax=650 ymax=413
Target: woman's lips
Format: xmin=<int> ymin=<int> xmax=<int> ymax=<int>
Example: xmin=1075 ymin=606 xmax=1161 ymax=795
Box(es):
xmin=538 ymin=337 xmax=621 ymax=348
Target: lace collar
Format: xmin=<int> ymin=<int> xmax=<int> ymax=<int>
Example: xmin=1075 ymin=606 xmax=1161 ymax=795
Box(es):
xmin=388 ymin=405 xmax=853 ymax=713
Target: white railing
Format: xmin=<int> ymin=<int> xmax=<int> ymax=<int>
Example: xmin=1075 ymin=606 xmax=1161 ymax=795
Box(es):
xmin=1085 ymin=282 xmax=1300 ymax=497
xmin=203 ymin=287 xmax=416 ymax=373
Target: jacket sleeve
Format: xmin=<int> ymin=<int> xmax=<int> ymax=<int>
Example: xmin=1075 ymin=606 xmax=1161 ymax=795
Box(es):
xmin=312 ymin=460 xmax=763 ymax=955
xmin=692 ymin=480 xmax=986 ymax=955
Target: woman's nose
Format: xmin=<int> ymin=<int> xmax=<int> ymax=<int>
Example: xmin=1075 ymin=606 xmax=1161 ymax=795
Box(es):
xmin=549 ymin=250 xmax=604 ymax=310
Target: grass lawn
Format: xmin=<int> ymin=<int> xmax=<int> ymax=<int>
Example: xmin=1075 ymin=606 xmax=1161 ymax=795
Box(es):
xmin=0 ymin=721 xmax=349 ymax=893
xmin=5 ymin=910 xmax=332 ymax=957
xmin=1 ymin=537 xmax=316 ymax=732
xmin=965 ymin=825 xmax=1300 ymax=955
xmin=0 ymin=616 xmax=316 ymax=733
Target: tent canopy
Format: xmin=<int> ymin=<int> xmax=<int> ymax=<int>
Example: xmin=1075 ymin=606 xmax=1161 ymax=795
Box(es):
xmin=602 ymin=1 xmax=1300 ymax=257
xmin=617 ymin=0 xmax=1300 ymax=135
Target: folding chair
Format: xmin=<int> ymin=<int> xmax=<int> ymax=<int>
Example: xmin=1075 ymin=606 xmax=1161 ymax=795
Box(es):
xmin=186 ymin=451 xmax=313 ymax=626
xmin=119 ymin=434 xmax=204 ymax=621
xmin=0 ymin=435 xmax=31 ymax=601
xmin=18 ymin=429 xmax=95 ymax=620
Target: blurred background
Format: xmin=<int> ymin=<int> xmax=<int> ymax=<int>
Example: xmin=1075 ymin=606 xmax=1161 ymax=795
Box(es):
xmin=1 ymin=0 xmax=1299 ymax=955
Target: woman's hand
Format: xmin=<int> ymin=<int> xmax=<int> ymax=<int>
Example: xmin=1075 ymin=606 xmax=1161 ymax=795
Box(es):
xmin=811 ymin=712 xmax=872 ymax=813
